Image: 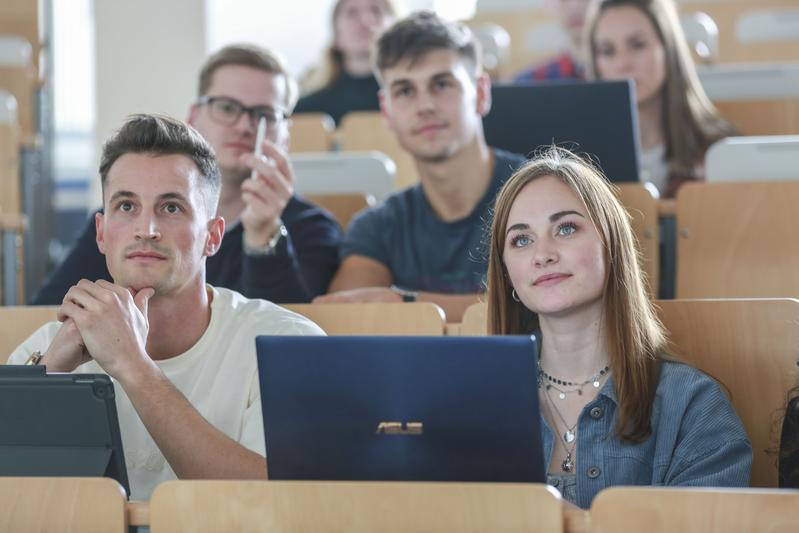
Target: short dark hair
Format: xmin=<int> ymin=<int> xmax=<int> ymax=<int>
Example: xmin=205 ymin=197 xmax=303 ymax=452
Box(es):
xmin=372 ymin=11 xmax=482 ymax=84
xmin=99 ymin=114 xmax=221 ymax=214
xmin=198 ymin=44 xmax=299 ymax=113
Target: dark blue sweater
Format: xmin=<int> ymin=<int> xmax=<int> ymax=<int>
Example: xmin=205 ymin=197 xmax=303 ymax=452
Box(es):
xmin=32 ymin=195 xmax=342 ymax=304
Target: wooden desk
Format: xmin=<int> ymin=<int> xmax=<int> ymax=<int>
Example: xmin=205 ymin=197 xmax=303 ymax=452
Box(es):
xmin=128 ymin=490 xmax=589 ymax=532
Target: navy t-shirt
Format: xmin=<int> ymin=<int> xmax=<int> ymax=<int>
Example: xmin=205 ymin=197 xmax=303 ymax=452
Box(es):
xmin=340 ymin=148 xmax=527 ymax=293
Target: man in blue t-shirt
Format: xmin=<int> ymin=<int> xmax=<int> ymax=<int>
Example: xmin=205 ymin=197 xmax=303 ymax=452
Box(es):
xmin=315 ymin=11 xmax=526 ymax=321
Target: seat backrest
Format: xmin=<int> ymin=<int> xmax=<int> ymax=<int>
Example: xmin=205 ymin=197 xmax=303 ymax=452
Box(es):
xmin=682 ymin=0 xmax=799 ymax=63
xmin=0 ymin=213 xmax=26 ymax=305
xmin=714 ymin=98 xmax=799 ymax=137
xmin=615 ymin=183 xmax=659 ymax=297
xmin=337 ymin=111 xmax=418 ymax=189
xmin=0 ymin=36 xmax=36 ymax=143
xmin=283 ymin=302 xmax=447 ymax=335
xmin=469 ymin=23 xmax=512 ymax=80
xmin=697 ymin=62 xmax=799 ymax=136
xmin=291 ymin=150 xmax=395 ymax=201
xmin=680 ymin=11 xmax=720 ymax=64
xmin=150 ymin=480 xmax=562 ymax=533
xmin=676 ymin=181 xmax=799 ymax=298
xmin=287 ymin=113 xmax=334 ymax=152
xmin=0 ymin=477 xmax=127 ymax=533
xmin=0 ymin=1 xmax=42 ymax=74
xmin=459 ymin=301 xmax=488 ymax=336
xmin=466 ymin=7 xmax=553 ymax=78
xmin=0 ymin=89 xmax=20 ymax=215
xmin=0 ymin=305 xmax=57 ymax=362
xmin=706 ymin=135 xmax=799 ymax=182
xmin=656 ymin=298 xmax=799 ymax=487
xmin=305 ymin=192 xmax=374 ymax=229
xmin=590 ymin=486 xmax=799 ymax=533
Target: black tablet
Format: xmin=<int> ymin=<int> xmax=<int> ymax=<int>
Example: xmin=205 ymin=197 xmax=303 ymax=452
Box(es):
xmin=0 ymin=365 xmax=130 ymax=497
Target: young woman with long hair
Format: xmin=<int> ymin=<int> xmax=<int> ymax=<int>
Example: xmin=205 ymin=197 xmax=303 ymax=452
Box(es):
xmin=584 ymin=0 xmax=736 ymax=197
xmin=485 ymin=147 xmax=751 ymax=507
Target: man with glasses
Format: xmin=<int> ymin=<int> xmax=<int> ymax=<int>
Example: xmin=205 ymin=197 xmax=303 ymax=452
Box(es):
xmin=33 ymin=44 xmax=341 ymax=304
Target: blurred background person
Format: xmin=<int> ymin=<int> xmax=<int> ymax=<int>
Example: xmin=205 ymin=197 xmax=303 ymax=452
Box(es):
xmin=294 ymin=0 xmax=400 ymax=125
xmin=585 ymin=0 xmax=736 ymax=198
xmin=514 ymin=0 xmax=590 ymax=83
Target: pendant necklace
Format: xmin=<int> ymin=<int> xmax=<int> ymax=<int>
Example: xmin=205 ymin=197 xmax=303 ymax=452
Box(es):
xmin=544 ymin=385 xmax=578 ymax=473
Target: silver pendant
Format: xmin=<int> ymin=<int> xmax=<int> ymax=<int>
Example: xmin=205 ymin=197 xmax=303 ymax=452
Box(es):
xmin=593 ymin=380 xmax=600 ymax=388
xmin=561 ymin=454 xmax=574 ymax=473
xmin=564 ymin=430 xmax=576 ymax=443
xmin=558 ymin=392 xmax=566 ymax=399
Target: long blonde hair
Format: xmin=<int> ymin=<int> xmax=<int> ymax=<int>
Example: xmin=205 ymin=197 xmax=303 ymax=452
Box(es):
xmin=584 ymin=0 xmax=736 ymax=180
xmin=486 ymin=147 xmax=667 ymax=442
xmin=301 ymin=0 xmax=401 ymax=93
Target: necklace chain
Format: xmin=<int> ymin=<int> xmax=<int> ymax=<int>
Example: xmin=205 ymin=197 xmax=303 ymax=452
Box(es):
xmin=538 ymin=361 xmax=610 ymax=388
xmin=543 ymin=386 xmax=578 ymax=473
xmin=538 ymin=360 xmax=610 ymax=472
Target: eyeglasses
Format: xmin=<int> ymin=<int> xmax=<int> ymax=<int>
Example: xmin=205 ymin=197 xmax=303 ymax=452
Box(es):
xmin=197 ymin=96 xmax=288 ymax=128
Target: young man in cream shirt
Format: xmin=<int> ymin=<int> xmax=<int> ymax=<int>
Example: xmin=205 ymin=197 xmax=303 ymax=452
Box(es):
xmin=9 ymin=114 xmax=323 ymax=500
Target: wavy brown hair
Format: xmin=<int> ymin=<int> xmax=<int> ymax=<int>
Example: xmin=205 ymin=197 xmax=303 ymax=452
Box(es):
xmin=584 ymin=0 xmax=736 ymax=181
xmin=486 ymin=147 xmax=666 ymax=442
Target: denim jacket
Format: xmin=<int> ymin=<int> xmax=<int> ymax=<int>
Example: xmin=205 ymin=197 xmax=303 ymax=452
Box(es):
xmin=542 ymin=361 xmax=752 ymax=509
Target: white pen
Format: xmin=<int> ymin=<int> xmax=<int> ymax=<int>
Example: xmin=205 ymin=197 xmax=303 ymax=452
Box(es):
xmin=251 ymin=116 xmax=267 ymax=180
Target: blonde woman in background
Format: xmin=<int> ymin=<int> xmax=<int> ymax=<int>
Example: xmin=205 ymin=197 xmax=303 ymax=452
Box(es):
xmin=585 ymin=0 xmax=736 ymax=197
xmin=485 ymin=147 xmax=751 ymax=507
xmin=294 ymin=0 xmax=399 ymax=124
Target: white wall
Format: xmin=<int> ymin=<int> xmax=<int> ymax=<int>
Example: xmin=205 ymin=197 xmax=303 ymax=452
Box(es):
xmin=92 ymin=0 xmax=207 ymax=206
xmin=205 ymin=0 xmax=437 ymax=81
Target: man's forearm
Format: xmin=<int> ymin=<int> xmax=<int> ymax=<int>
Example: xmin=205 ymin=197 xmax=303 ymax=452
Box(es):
xmin=120 ymin=363 xmax=266 ymax=480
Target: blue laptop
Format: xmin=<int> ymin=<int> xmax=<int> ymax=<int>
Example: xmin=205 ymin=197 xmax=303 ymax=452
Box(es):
xmin=256 ymin=335 xmax=545 ymax=482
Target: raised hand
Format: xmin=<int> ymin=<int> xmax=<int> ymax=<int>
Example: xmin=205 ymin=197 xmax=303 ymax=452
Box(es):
xmin=239 ymin=140 xmax=294 ymax=249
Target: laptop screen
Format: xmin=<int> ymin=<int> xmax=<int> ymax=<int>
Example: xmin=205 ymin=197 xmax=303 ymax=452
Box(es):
xmin=483 ymin=80 xmax=641 ymax=183
xmin=257 ymin=335 xmax=545 ymax=483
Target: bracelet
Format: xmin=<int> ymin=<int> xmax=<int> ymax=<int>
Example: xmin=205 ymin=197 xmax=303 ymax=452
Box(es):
xmin=24 ymin=351 xmax=43 ymax=366
xmin=243 ymin=221 xmax=288 ymax=256
xmin=390 ymin=285 xmax=418 ymax=303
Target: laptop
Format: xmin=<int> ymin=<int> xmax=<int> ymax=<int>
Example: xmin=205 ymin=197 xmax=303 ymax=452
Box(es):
xmin=483 ymin=80 xmax=641 ymax=183
xmin=0 ymin=365 xmax=130 ymax=497
xmin=257 ymin=335 xmax=545 ymax=482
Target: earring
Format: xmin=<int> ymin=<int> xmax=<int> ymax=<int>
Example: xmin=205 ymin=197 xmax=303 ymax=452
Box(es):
xmin=512 ymin=289 xmax=521 ymax=302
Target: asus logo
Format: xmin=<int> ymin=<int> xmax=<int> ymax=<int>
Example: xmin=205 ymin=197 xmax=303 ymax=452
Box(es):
xmin=375 ymin=421 xmax=424 ymax=435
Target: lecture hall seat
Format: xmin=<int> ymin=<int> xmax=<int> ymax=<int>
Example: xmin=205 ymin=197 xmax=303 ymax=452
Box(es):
xmin=590 ymin=486 xmax=799 ymax=532
xmin=0 ymin=305 xmax=57 ymax=362
xmin=284 ymin=302 xmax=447 ymax=336
xmin=0 ymin=477 xmax=128 ymax=533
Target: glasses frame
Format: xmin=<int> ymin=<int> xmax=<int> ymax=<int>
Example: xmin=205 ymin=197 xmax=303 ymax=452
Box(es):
xmin=197 ymin=95 xmax=289 ymax=128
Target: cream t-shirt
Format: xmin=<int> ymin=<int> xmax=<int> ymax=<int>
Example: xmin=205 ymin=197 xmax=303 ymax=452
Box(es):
xmin=8 ymin=286 xmax=324 ymax=500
